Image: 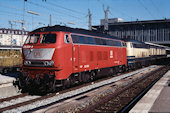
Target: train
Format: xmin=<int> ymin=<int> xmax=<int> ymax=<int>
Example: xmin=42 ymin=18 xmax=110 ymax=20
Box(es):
xmin=17 ymin=25 xmax=167 ymax=93
xmin=126 ymin=40 xmax=166 ymax=69
xmin=0 ymin=45 xmax=22 ymax=73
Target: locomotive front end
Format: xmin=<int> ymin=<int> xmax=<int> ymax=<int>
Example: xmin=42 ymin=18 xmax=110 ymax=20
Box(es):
xmin=19 ymin=32 xmax=59 ymax=93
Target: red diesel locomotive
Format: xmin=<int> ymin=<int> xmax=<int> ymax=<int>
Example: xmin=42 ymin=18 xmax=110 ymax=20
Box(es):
xmin=18 ymin=25 xmax=127 ymax=92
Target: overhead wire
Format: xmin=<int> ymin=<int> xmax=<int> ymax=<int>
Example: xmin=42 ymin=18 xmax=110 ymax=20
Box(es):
xmin=0 ymin=3 xmax=23 ymax=11
xmin=97 ymin=0 xmax=137 ymax=21
xmin=48 ymin=0 xmax=100 ymax=24
xmin=0 ymin=2 xmax=89 ymax=29
xmin=46 ymin=1 xmax=87 ymax=16
xmin=150 ymin=0 xmax=164 ymax=19
xmin=27 ymin=1 xmax=87 ymax=21
xmin=26 ymin=1 xmax=89 ymax=28
xmin=138 ymin=0 xmax=155 ymax=19
xmin=46 ymin=1 xmax=94 ymax=25
xmin=0 ymin=1 xmax=101 ymax=29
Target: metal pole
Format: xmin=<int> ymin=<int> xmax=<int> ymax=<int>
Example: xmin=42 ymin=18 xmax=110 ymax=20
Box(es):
xmin=103 ymin=5 xmax=109 ymax=31
xmin=88 ymin=9 xmax=92 ymax=30
xmin=22 ymin=0 xmax=26 ymax=46
xmin=27 ymin=10 xmax=40 ymax=30
xmin=8 ymin=21 xmax=13 ymax=49
xmin=50 ymin=14 xmax=52 ymax=26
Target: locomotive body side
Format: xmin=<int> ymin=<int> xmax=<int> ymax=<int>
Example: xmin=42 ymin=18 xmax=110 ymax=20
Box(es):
xmin=22 ymin=32 xmax=127 ymax=79
xmin=70 ymin=33 xmax=127 ymax=74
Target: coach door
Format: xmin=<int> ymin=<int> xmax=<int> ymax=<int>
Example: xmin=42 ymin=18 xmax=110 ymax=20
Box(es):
xmin=72 ymin=44 xmax=79 ymax=72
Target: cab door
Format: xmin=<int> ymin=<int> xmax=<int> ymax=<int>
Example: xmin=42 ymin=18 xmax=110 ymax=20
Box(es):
xmin=72 ymin=44 xmax=79 ymax=72
xmin=120 ymin=47 xmax=123 ymax=65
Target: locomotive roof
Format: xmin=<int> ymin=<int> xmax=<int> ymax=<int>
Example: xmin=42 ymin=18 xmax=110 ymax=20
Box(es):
xmin=31 ymin=25 xmax=123 ymax=41
xmin=124 ymin=39 xmax=145 ymax=44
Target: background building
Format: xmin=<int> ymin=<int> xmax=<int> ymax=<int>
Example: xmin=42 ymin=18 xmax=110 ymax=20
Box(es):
xmin=0 ymin=28 xmax=28 ymax=47
xmin=94 ymin=18 xmax=170 ymax=47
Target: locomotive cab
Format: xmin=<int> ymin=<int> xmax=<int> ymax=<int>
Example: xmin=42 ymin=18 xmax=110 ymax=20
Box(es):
xmin=20 ymin=31 xmax=73 ymax=92
xmin=23 ymin=33 xmax=56 ymax=67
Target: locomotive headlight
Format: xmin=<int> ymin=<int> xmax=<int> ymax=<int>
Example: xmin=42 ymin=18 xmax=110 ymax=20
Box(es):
xmin=24 ymin=61 xmax=31 ymax=65
xmin=43 ymin=61 xmax=54 ymax=66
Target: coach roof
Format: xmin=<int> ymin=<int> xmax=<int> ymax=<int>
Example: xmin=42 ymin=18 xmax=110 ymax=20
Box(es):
xmin=31 ymin=25 xmax=123 ymax=41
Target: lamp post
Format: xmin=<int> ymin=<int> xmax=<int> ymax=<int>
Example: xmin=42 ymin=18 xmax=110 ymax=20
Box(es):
xmin=8 ymin=21 xmax=13 ymax=49
xmin=27 ymin=11 xmax=40 ymax=30
xmin=13 ymin=20 xmax=25 ymax=46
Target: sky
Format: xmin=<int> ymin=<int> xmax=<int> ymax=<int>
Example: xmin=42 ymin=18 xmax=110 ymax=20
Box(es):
xmin=0 ymin=0 xmax=170 ymax=31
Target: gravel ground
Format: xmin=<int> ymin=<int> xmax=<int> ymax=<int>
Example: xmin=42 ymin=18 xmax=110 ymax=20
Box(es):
xmin=0 ymin=92 xmax=21 ymax=100
xmin=4 ymin=65 xmax=158 ymax=113
xmin=0 ymin=73 xmax=19 ymax=99
xmin=0 ymin=74 xmax=15 ymax=85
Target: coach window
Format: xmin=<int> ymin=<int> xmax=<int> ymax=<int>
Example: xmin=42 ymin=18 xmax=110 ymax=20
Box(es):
xmin=87 ymin=37 xmax=95 ymax=44
xmin=71 ymin=34 xmax=80 ymax=43
xmin=106 ymin=40 xmax=110 ymax=46
xmin=64 ymin=34 xmax=70 ymax=44
xmin=109 ymin=40 xmax=116 ymax=46
xmin=101 ymin=39 xmax=107 ymax=45
xmin=79 ymin=36 xmax=85 ymax=44
xmin=116 ymin=41 xmax=121 ymax=47
xmin=95 ymin=38 xmax=101 ymax=45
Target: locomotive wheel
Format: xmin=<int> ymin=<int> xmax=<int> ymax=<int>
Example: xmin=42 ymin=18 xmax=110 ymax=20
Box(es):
xmin=82 ymin=72 xmax=90 ymax=83
xmin=121 ymin=65 xmax=126 ymax=72
xmin=90 ymin=71 xmax=96 ymax=81
xmin=63 ymin=78 xmax=71 ymax=89
xmin=46 ymin=79 xmax=57 ymax=93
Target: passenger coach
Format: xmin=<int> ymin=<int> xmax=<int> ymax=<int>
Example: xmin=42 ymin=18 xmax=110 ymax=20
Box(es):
xmin=126 ymin=39 xmax=166 ymax=68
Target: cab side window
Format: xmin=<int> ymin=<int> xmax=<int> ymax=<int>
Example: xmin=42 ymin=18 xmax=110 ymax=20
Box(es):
xmin=64 ymin=34 xmax=70 ymax=44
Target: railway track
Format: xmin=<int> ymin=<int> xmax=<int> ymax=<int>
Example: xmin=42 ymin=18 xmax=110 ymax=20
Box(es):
xmin=0 ymin=65 xmax=162 ymax=112
xmin=0 ymin=93 xmax=59 ymax=112
xmin=80 ymin=66 xmax=170 ymax=113
xmin=0 ymin=93 xmax=28 ymax=103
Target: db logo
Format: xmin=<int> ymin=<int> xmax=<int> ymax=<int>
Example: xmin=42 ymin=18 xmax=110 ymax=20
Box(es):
xmin=34 ymin=51 xmax=41 ymax=57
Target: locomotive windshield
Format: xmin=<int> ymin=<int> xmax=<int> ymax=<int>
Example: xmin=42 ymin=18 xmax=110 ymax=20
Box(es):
xmin=41 ymin=34 xmax=56 ymax=44
xmin=25 ymin=34 xmax=40 ymax=44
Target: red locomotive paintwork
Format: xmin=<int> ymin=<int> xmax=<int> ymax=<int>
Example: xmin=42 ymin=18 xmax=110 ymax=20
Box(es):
xmin=22 ymin=30 xmax=127 ymax=81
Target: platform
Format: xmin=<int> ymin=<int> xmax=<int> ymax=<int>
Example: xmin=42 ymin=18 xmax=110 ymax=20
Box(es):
xmin=0 ymin=74 xmax=19 ymax=98
xmin=130 ymin=70 xmax=170 ymax=113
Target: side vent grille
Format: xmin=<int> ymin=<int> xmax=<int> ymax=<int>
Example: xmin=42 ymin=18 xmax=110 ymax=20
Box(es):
xmin=90 ymin=51 xmax=94 ymax=61
xmin=97 ymin=51 xmax=102 ymax=61
xmin=103 ymin=51 xmax=108 ymax=60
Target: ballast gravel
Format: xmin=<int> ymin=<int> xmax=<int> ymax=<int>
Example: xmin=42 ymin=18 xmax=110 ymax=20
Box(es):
xmin=0 ymin=74 xmax=15 ymax=85
xmin=0 ymin=96 xmax=40 ymax=109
